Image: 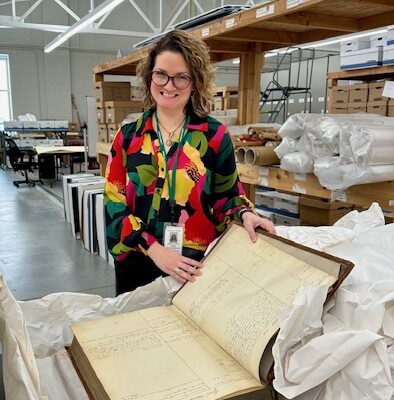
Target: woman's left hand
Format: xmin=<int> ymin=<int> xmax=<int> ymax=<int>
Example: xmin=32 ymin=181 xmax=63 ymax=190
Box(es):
xmin=241 ymin=212 xmax=276 ymax=242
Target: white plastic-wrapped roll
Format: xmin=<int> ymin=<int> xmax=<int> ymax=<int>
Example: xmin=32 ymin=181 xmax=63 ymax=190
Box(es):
xmin=314 ymin=156 xmax=394 ymax=190
xmin=278 ymin=113 xmax=306 ymax=139
xmin=274 ymin=137 xmax=299 ymax=159
xmin=338 ymin=117 xmax=394 ymax=165
xmin=350 ymin=125 xmax=394 ymax=165
xmin=295 ymin=132 xmax=336 ymax=159
xmin=310 ymin=116 xmax=342 ymax=154
xmin=314 ymin=156 xmax=344 ymax=190
xmin=280 ymin=151 xmax=314 ymax=173
xmin=278 ymin=113 xmax=320 ymax=139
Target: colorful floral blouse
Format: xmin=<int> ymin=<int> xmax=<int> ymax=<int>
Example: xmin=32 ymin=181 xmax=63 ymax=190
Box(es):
xmin=104 ymin=108 xmax=252 ymax=261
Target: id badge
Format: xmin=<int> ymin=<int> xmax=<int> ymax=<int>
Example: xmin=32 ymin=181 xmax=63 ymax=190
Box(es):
xmin=163 ymin=223 xmax=183 ymax=254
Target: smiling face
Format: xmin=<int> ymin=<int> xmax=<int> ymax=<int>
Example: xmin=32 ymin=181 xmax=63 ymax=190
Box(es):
xmin=150 ymin=50 xmax=193 ymax=114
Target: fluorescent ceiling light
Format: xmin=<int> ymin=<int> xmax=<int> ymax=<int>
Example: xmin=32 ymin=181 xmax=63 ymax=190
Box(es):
xmin=301 ymin=28 xmax=387 ymax=49
xmin=44 ymin=0 xmax=125 ymax=53
xmin=264 ymin=26 xmax=389 ymax=58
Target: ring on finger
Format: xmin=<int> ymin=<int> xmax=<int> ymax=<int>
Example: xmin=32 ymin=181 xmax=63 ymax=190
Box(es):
xmin=174 ymin=267 xmax=182 ymax=275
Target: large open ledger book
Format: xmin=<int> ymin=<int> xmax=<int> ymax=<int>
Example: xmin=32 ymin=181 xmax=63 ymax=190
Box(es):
xmin=69 ymin=223 xmax=353 ymax=400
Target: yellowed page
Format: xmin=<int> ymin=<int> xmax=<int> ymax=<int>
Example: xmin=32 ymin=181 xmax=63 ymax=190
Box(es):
xmin=71 ymin=305 xmax=263 ymax=400
xmin=173 ymin=224 xmax=338 ymax=381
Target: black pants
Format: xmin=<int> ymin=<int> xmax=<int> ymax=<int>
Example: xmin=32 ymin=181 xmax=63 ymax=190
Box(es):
xmin=114 ymin=248 xmax=204 ymax=296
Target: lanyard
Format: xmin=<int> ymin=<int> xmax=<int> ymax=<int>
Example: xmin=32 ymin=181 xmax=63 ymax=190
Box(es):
xmin=155 ymin=112 xmax=190 ymax=222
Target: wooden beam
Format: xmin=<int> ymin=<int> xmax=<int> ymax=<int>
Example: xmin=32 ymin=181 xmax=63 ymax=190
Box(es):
xmin=360 ymin=10 xmax=394 ymax=31
xmin=93 ymin=47 xmax=148 ymax=74
xmin=327 ymin=65 xmax=394 ymax=81
xmin=299 ymin=29 xmax=352 ymax=45
xmin=356 ymin=0 xmax=394 ymax=6
xmin=206 ymin=39 xmax=254 ymax=53
xmin=271 ymin=12 xmax=359 ymax=33
xmin=214 ymin=28 xmax=301 ymax=45
xmin=238 ymin=45 xmax=263 ymax=125
xmin=210 ymin=53 xmax=240 ymax=63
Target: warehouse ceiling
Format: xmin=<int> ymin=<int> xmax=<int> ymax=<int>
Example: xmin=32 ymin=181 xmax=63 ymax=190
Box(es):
xmin=0 ymin=1 xmax=259 ymax=46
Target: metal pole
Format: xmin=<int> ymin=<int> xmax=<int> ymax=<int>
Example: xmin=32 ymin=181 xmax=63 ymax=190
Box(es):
xmin=83 ymin=126 xmax=88 ymax=173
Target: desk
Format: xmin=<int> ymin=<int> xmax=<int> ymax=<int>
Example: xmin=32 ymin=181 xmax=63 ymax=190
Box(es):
xmin=34 ymin=146 xmax=85 ymax=183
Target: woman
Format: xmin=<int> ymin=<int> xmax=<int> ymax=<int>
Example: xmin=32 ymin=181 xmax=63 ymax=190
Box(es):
xmin=105 ymin=30 xmax=275 ymax=295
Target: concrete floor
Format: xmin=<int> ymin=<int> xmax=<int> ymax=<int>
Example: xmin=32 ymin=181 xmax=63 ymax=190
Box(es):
xmin=0 ymin=168 xmax=115 ymax=399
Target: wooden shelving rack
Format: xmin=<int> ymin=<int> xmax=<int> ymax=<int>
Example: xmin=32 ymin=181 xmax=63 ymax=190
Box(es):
xmin=94 ymin=0 xmax=394 ymax=212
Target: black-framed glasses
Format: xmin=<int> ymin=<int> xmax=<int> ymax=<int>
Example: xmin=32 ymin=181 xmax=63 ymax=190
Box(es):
xmin=151 ymin=71 xmax=192 ymax=90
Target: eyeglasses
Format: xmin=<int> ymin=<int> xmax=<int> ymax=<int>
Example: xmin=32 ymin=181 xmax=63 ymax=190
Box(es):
xmin=151 ymin=71 xmax=192 ymax=90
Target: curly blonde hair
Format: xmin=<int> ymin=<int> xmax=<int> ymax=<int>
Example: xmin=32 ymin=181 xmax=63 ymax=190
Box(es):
xmin=136 ymin=30 xmax=215 ymax=118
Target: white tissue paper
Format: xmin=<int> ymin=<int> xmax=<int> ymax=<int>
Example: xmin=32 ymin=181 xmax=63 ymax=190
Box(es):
xmin=273 ymin=204 xmax=394 ymax=400
xmin=0 ymin=276 xmax=174 ymax=400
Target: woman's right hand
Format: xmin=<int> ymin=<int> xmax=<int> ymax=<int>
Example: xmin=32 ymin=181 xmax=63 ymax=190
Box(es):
xmin=147 ymin=242 xmax=204 ymax=284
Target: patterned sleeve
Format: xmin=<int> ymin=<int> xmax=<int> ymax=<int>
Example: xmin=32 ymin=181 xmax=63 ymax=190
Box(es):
xmin=210 ymin=123 xmax=254 ymax=232
xmin=104 ymin=128 xmax=157 ymax=260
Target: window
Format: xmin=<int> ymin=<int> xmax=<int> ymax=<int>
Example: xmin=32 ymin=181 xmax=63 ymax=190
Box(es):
xmin=0 ymin=54 xmax=12 ymax=129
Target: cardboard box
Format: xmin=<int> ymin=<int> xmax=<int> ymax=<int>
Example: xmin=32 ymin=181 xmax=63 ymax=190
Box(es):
xmin=98 ymin=124 xmax=108 ymax=143
xmin=388 ymin=99 xmax=394 ymax=117
xmin=382 ymin=44 xmax=394 ymax=66
xmin=331 ymin=86 xmax=349 ymax=104
xmin=227 ymin=97 xmax=238 ymax=109
xmin=105 ymin=101 xmax=144 ymax=124
xmin=349 ymin=83 xmax=368 ymax=103
xmin=368 ymin=81 xmax=388 ymax=101
xmin=348 ymin=102 xmax=367 ymax=113
xmin=104 ymin=100 xmax=144 ymax=110
xmin=4 ymin=121 xmax=23 ymax=130
xmin=340 ymin=39 xmax=370 ymax=53
xmin=370 ymin=33 xmax=387 ymax=48
xmin=213 ymin=96 xmax=224 ymax=110
xmin=299 ymin=196 xmax=353 ymax=226
xmin=22 ymin=121 xmax=39 ymax=129
xmin=255 ymin=190 xmax=276 ymax=209
xmin=53 ymin=120 xmax=69 ymax=129
xmin=68 ymin=122 xmax=78 ymax=131
xmin=95 ymin=81 xmax=131 ymax=103
xmin=273 ymin=192 xmax=299 ymax=215
xmin=107 ymin=124 xmax=119 ymax=143
xmin=331 ymin=103 xmax=348 ymax=114
xmin=273 ymin=213 xmax=300 ymax=226
xmin=367 ymin=100 xmax=388 ymax=116
xmin=340 ymin=47 xmax=382 ymax=70
xmin=388 ymin=27 xmax=394 ymax=45
xmin=38 ymin=121 xmax=55 ymax=129
xmin=96 ymin=103 xmax=106 ymax=124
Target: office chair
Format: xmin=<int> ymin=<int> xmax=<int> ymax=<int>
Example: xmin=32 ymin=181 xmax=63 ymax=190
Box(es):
xmin=67 ymin=138 xmax=85 ymax=172
xmin=4 ymin=138 xmax=43 ymax=187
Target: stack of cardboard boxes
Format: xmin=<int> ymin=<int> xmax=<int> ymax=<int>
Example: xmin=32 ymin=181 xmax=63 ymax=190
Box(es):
xmin=212 ymin=86 xmax=238 ymax=111
xmin=331 ymin=81 xmax=393 ymax=116
xmin=95 ymin=81 xmax=144 ymax=143
xmin=210 ymin=86 xmax=239 ymax=125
